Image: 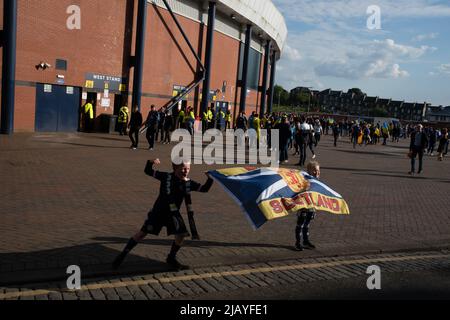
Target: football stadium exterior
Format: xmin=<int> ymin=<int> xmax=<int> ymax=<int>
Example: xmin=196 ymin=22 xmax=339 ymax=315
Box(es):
xmin=0 ymin=0 xmax=287 ymax=133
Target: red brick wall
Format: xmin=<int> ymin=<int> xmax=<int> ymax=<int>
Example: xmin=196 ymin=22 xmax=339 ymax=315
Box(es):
xmin=2 ymin=0 xmax=269 ymax=132
xmin=11 ymin=0 xmax=130 ymax=131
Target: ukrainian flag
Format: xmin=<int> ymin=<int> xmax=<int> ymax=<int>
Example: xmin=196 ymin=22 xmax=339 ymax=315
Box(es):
xmin=208 ymin=167 xmax=350 ymax=229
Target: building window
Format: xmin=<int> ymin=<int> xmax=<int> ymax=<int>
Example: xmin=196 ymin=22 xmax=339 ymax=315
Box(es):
xmin=238 ymin=46 xmax=261 ymax=91
xmin=56 ymin=59 xmax=67 ymax=71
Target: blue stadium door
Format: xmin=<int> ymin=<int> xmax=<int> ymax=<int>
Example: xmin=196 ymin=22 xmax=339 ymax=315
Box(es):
xmin=35 ymin=84 xmax=81 ymax=132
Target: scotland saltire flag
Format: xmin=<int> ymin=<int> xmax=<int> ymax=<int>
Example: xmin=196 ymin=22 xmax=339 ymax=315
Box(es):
xmin=208 ymin=167 xmax=350 ymax=229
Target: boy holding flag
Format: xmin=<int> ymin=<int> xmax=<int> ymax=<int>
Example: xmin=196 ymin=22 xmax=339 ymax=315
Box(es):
xmin=112 ymin=158 xmax=214 ymax=271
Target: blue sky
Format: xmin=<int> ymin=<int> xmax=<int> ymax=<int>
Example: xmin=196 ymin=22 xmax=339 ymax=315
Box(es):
xmin=272 ymin=0 xmax=450 ymax=106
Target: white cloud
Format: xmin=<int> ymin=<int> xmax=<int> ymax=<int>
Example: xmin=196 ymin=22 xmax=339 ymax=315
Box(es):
xmin=373 ymin=39 xmax=437 ymax=59
xmin=279 ymin=33 xmax=429 ymax=82
xmin=273 ymin=0 xmax=450 ymax=30
xmin=315 ymin=59 xmax=410 ymax=79
xmin=318 ymin=37 xmax=432 ymax=79
xmin=438 ymin=64 xmax=450 ymax=73
xmin=435 ymin=63 xmax=450 ymax=74
xmin=388 ymin=64 xmax=410 ymax=78
xmin=273 ymin=0 xmax=447 ymax=93
xmin=412 ymin=32 xmax=438 ymax=42
xmin=282 ymin=44 xmax=302 ymax=61
xmin=428 ymin=63 xmax=450 ymax=76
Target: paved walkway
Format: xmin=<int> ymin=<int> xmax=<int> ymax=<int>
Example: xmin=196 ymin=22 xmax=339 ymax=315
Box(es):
xmin=1 ymin=132 xmax=449 ymax=286
xmin=2 ymin=249 xmax=449 ymax=300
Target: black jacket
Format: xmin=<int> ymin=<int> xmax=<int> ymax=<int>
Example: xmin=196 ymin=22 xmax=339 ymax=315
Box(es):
xmin=129 ymin=111 xmax=143 ymax=128
xmin=144 ymin=161 xmax=213 ymax=213
xmin=410 ymin=131 xmax=428 ymax=150
xmin=146 ymin=111 xmax=159 ymax=130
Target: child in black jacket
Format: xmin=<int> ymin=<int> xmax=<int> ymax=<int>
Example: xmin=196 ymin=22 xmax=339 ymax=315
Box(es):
xmin=112 ymin=158 xmax=214 ymax=270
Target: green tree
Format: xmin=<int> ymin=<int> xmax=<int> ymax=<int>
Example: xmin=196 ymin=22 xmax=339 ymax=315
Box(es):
xmin=349 ymin=88 xmax=366 ymax=97
xmin=274 ymin=85 xmax=290 ymax=106
xmin=289 ymin=87 xmax=312 ymax=107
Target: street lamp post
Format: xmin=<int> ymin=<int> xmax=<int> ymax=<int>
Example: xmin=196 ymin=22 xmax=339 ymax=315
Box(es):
xmin=305 ymin=87 xmax=313 ymax=115
xmin=278 ymin=91 xmax=281 ymax=109
xmin=308 ymin=94 xmax=311 ymax=114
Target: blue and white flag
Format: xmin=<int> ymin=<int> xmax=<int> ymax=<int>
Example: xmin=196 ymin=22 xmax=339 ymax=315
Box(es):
xmin=208 ymin=167 xmax=350 ymax=229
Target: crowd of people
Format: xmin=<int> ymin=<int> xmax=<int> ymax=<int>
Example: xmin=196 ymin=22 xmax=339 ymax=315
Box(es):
xmin=116 ymin=105 xmax=233 ymax=151
xmin=112 ymin=104 xmax=450 ymax=169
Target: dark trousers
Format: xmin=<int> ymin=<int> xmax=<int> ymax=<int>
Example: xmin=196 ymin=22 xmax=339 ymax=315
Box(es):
xmin=279 ymin=142 xmax=289 ymax=162
xmin=129 ymin=127 xmax=140 ymax=147
xmin=333 ymin=134 xmax=338 ymax=147
xmin=308 ymin=142 xmax=315 ymax=155
xmin=295 ymin=211 xmax=315 ymax=244
xmin=299 ymin=143 xmax=307 ymax=166
xmin=155 ymin=127 xmax=164 ymax=142
xmin=411 ymin=146 xmax=424 ymax=173
xmin=146 ymin=128 xmax=156 ymax=149
xmin=427 ymin=143 xmax=435 ymax=154
xmin=187 ymin=122 xmax=194 ymax=135
xmin=314 ymin=133 xmax=321 ymax=146
xmin=84 ymin=118 xmax=94 ymax=133
xmin=118 ymin=122 xmax=127 ymax=135
xmin=164 ymin=129 xmax=171 ymax=143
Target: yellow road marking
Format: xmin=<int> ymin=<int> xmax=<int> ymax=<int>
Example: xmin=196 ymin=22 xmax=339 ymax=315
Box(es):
xmin=1 ymin=253 xmax=448 ymax=300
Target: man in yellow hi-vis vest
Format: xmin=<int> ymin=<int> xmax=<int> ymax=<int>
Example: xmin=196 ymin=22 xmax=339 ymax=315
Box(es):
xmin=177 ymin=108 xmax=185 ymax=129
xmin=202 ymin=107 xmax=212 ymax=133
xmin=225 ymin=110 xmax=232 ymax=129
xmin=84 ymin=99 xmax=95 ymax=132
xmin=207 ymin=107 xmax=213 ymax=130
xmin=118 ymin=105 xmax=129 ymax=136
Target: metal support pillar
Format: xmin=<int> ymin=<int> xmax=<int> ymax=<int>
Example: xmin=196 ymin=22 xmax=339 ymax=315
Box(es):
xmin=239 ymin=24 xmax=252 ymax=114
xmin=200 ymin=1 xmax=216 ymax=115
xmin=1 ymin=0 xmax=18 ymax=134
xmin=267 ymin=50 xmax=277 ymax=114
xmin=260 ymin=40 xmax=271 ymax=116
xmin=131 ymin=0 xmax=147 ymax=112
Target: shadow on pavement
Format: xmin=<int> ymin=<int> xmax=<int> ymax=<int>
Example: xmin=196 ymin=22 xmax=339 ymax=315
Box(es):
xmin=92 ymin=236 xmax=295 ymax=251
xmin=333 ymin=149 xmax=400 ymax=157
xmin=40 ymin=141 xmax=131 ymax=149
xmin=0 ymin=243 xmax=166 ymax=286
xmin=0 ymin=237 xmax=297 ymax=286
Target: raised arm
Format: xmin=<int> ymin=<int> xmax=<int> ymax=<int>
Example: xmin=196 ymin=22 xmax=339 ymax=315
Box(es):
xmin=191 ymin=173 xmax=214 ymax=193
xmin=144 ymin=159 xmax=165 ymax=181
